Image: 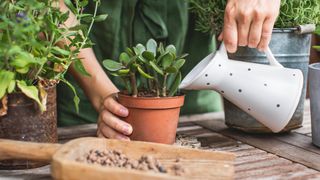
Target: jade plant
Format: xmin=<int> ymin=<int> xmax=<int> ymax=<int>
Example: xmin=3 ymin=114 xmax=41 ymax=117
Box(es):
xmin=0 ymin=0 xmax=107 ymax=112
xmin=103 ymin=39 xmax=188 ymax=97
xmin=189 ymin=0 xmax=320 ymax=34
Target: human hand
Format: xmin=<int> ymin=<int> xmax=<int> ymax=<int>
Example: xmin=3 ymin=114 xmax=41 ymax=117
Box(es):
xmin=97 ymin=93 xmax=132 ymax=140
xmin=219 ymin=0 xmax=281 ymax=52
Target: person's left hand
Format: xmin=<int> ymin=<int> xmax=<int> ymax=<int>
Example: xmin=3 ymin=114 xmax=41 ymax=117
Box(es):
xmin=219 ymin=0 xmax=281 ymax=53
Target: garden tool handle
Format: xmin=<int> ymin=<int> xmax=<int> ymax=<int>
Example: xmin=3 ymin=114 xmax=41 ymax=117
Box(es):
xmin=219 ymin=42 xmax=283 ymax=68
xmin=0 ymin=139 xmax=61 ymax=162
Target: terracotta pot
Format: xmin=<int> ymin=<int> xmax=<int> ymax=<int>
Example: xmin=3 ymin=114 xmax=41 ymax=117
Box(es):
xmin=0 ymin=86 xmax=57 ymax=169
xmin=118 ymin=93 xmax=185 ymax=144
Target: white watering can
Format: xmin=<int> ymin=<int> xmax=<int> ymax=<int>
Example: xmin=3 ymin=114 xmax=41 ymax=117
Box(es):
xmin=179 ymin=43 xmax=304 ymax=133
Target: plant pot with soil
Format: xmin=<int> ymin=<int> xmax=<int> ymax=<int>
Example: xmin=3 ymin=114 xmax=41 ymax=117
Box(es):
xmin=189 ymin=0 xmax=320 ymax=133
xmin=103 ymin=39 xmax=188 ymax=144
xmin=0 ymin=0 xmax=107 ymax=169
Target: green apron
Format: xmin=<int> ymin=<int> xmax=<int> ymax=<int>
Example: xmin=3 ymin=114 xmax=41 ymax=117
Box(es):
xmin=57 ymin=0 xmax=222 ymax=126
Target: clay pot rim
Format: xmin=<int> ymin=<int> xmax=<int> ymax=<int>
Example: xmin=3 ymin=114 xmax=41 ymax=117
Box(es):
xmin=118 ymin=93 xmax=185 ymax=109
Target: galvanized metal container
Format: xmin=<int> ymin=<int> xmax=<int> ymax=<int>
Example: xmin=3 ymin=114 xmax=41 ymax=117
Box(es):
xmin=224 ymin=28 xmax=312 ymax=133
xmin=0 ymin=86 xmax=57 ymax=169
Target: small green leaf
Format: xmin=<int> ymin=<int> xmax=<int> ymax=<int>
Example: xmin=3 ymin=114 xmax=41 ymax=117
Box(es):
xmin=165 ymin=66 xmax=178 ymax=73
xmin=17 ymin=81 xmax=44 ymax=112
xmin=168 ymin=72 xmax=181 ymax=97
xmin=142 ymin=51 xmax=155 ymax=61
xmin=158 ymin=42 xmax=165 ymax=54
xmin=52 ymin=46 xmax=70 ymax=56
xmin=126 ymin=48 xmax=135 ymax=56
xmin=173 ymin=59 xmax=185 ymax=70
xmin=134 ymin=44 xmax=146 ymax=55
xmin=166 ymin=45 xmax=176 ymax=54
xmin=61 ymin=79 xmax=80 ymax=113
xmin=7 ymin=80 xmax=16 ymax=93
xmin=146 ymin=39 xmax=157 ymax=55
xmin=74 ymin=59 xmax=91 ymax=76
xmin=150 ymin=61 xmax=164 ymax=75
xmin=118 ymin=69 xmax=130 ymax=75
xmin=79 ymin=0 xmax=89 ymax=7
xmin=161 ymin=53 xmax=173 ymax=69
xmin=178 ymin=53 xmax=189 ymax=59
xmin=137 ymin=66 xmax=154 ymax=79
xmin=0 ymin=70 xmax=15 ymax=99
xmin=137 ymin=55 xmax=147 ymax=63
xmin=119 ymin=52 xmax=130 ymax=65
xmin=102 ymin=59 xmax=124 ymax=71
xmin=64 ymin=0 xmax=77 ymax=14
xmin=94 ymin=14 xmax=108 ymax=22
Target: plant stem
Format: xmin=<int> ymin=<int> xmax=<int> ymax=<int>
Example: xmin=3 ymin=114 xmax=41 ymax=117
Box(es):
xmin=162 ymin=73 xmax=168 ymax=97
xmin=129 ymin=72 xmax=138 ymax=97
xmin=152 ymin=70 xmax=160 ymax=97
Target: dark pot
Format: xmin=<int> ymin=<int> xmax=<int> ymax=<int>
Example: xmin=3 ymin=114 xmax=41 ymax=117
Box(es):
xmin=0 ymin=86 xmax=57 ymax=169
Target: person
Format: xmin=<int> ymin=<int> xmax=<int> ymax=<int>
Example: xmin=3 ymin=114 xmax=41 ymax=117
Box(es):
xmin=58 ymin=0 xmax=281 ymax=140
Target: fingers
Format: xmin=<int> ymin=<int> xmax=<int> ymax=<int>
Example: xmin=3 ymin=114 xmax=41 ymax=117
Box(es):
xmin=248 ymin=11 xmax=264 ymax=48
xmin=257 ymin=17 xmax=275 ymax=51
xmin=223 ymin=3 xmax=238 ymax=53
xmin=101 ymin=110 xmax=132 ymax=135
xmin=103 ymin=96 xmax=128 ymax=117
xmin=237 ymin=10 xmax=252 ymax=46
xmin=99 ymin=121 xmax=130 ymax=140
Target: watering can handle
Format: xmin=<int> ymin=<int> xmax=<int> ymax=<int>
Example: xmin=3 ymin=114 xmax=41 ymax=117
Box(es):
xmin=219 ymin=42 xmax=283 ymax=68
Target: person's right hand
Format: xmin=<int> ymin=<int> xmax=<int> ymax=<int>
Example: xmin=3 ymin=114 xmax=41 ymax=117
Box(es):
xmin=97 ymin=93 xmax=132 ymax=140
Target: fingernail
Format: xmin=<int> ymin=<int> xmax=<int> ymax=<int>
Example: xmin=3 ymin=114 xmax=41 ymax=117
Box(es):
xmin=120 ymin=108 xmax=128 ymax=116
xmin=122 ymin=124 xmax=132 ymax=135
xmin=116 ymin=135 xmax=130 ymax=141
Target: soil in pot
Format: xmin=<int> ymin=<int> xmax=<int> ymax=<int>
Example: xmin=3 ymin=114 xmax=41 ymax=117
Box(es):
xmin=0 ymin=86 xmax=57 ymax=170
xmin=118 ymin=93 xmax=185 ymax=144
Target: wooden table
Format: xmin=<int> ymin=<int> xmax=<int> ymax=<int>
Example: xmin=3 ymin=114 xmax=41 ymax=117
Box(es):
xmin=1 ymin=100 xmax=319 ymax=180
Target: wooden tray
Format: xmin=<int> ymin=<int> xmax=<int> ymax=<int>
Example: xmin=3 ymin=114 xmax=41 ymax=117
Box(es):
xmin=0 ymin=137 xmax=235 ymax=179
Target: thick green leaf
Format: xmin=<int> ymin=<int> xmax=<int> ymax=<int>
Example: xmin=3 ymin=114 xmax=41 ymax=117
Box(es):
xmin=146 ymin=39 xmax=157 ymax=55
xmin=168 ymin=72 xmax=181 ymax=97
xmin=118 ymin=69 xmax=130 ymax=75
xmin=74 ymin=59 xmax=91 ymax=76
xmin=166 ymin=45 xmax=176 ymax=54
xmin=0 ymin=71 xmax=15 ymax=99
xmin=102 ymin=59 xmax=124 ymax=71
xmin=94 ymin=14 xmax=108 ymax=22
xmin=61 ymin=79 xmax=80 ymax=113
xmin=126 ymin=48 xmax=135 ymax=56
xmin=137 ymin=66 xmax=154 ymax=79
xmin=142 ymin=51 xmax=155 ymax=61
xmin=161 ymin=53 xmax=173 ymax=69
xmin=17 ymin=81 xmax=44 ymax=112
xmin=134 ymin=44 xmax=146 ymax=55
xmin=158 ymin=42 xmax=165 ymax=54
xmin=78 ymin=0 xmax=89 ymax=7
xmin=119 ymin=52 xmax=130 ymax=65
xmin=165 ymin=66 xmax=178 ymax=73
xmin=150 ymin=61 xmax=164 ymax=75
xmin=173 ymin=59 xmax=185 ymax=70
xmin=137 ymin=55 xmax=147 ymax=63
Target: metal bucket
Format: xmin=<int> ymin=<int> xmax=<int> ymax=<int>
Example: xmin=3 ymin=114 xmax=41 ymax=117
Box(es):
xmin=0 ymin=86 xmax=57 ymax=169
xmin=224 ymin=28 xmax=312 ymax=133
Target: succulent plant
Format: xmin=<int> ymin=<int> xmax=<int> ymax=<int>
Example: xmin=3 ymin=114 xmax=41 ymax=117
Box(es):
xmin=103 ymin=39 xmax=188 ymax=97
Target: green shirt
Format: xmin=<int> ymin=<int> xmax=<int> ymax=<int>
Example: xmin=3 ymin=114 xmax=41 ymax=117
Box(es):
xmin=57 ymin=0 xmax=222 ymax=126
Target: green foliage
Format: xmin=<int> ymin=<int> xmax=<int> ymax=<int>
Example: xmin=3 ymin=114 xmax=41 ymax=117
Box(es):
xmin=189 ymin=0 xmax=320 ymax=34
xmin=0 ymin=0 xmax=107 ymax=112
xmin=103 ymin=39 xmax=188 ymax=97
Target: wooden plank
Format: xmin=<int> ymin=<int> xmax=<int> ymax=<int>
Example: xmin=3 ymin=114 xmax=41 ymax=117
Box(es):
xmin=196 ymin=119 xmax=320 ymax=171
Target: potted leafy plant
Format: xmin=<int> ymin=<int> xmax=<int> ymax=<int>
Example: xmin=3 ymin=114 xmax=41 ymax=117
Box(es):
xmin=0 ymin=0 xmax=106 ymax=169
xmin=103 ymin=39 xmax=187 ymax=144
xmin=189 ymin=0 xmax=320 ymax=133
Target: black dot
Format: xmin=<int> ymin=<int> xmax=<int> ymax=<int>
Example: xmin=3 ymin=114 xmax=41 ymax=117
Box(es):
xmin=229 ymin=73 xmax=233 ymax=76
xmin=248 ymin=68 xmax=251 ymax=71
xmin=221 ymin=90 xmax=224 ymax=93
xmin=248 ymin=108 xmax=251 ymax=111
xmin=238 ymin=89 xmax=242 ymax=93
xmin=205 ymin=74 xmax=208 ymax=77
xmin=277 ymin=104 xmax=280 ymax=108
xmin=218 ymin=64 xmax=221 ymax=67
xmin=264 ymin=83 xmax=267 ymax=86
xmin=206 ymin=83 xmax=210 ymax=85
xmin=293 ymin=74 xmax=296 ymax=76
